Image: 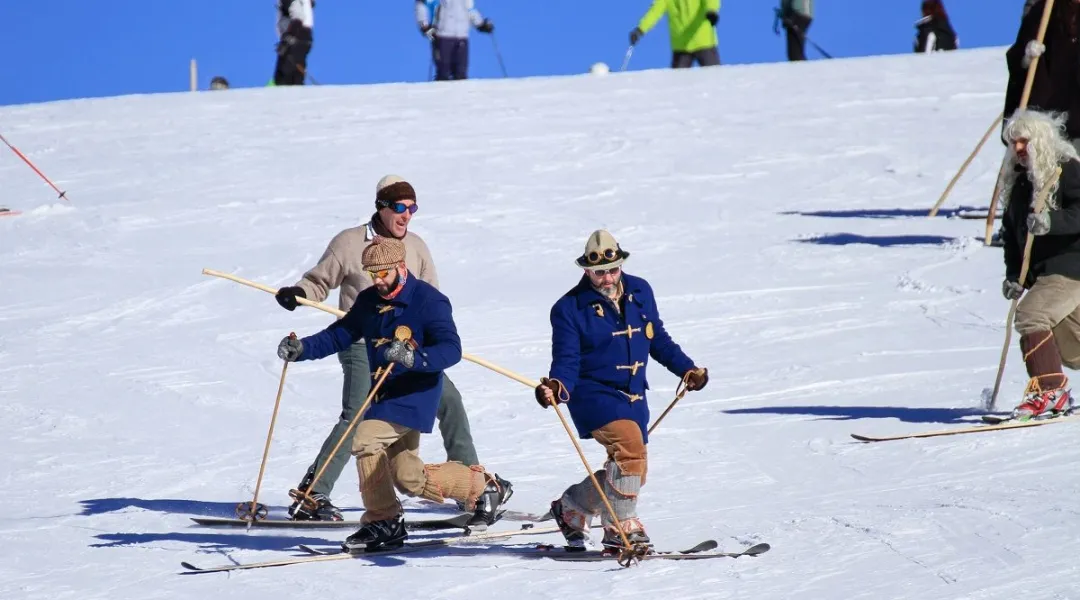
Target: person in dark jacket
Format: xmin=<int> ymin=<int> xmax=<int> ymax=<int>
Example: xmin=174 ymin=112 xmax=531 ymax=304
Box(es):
xmin=1004 ymin=0 xmax=1080 ymax=145
xmin=277 ymin=237 xmax=512 ymax=552
xmin=534 ymin=230 xmax=708 ymax=554
xmin=914 ymin=0 xmax=958 ymax=53
xmin=776 ymin=0 xmax=814 ymax=61
xmin=998 ymin=109 xmax=1080 ymax=420
xmin=274 ymin=0 xmax=314 ymax=86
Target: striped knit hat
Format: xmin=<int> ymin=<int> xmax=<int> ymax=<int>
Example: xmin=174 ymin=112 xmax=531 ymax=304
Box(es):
xmin=375 ymin=174 xmax=417 ymax=208
xmin=362 ymin=236 xmax=407 ymax=271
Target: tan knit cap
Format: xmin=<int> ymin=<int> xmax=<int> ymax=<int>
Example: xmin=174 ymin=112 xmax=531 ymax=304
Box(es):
xmin=362 ymin=236 xmax=407 ymax=270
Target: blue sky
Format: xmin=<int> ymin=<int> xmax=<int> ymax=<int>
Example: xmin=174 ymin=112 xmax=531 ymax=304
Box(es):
xmin=4 ymin=1 xmax=1026 ymax=106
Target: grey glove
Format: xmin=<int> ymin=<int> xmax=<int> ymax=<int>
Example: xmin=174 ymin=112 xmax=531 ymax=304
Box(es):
xmin=1002 ymin=279 xmax=1024 ymax=300
xmin=278 ymin=336 xmax=304 ymax=361
xmin=1027 ymin=212 xmax=1051 ymax=235
xmin=383 ymin=339 xmax=416 ymax=369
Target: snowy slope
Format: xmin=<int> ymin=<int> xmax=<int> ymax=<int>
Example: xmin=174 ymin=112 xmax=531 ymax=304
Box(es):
xmin=3 ymin=47 xmax=1076 ymax=599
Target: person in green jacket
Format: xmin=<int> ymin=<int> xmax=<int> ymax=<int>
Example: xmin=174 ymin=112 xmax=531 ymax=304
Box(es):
xmin=774 ymin=0 xmax=813 ymax=61
xmin=629 ymin=0 xmax=721 ymax=69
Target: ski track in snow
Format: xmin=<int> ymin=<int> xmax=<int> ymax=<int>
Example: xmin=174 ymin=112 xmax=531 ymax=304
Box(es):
xmin=4 ymin=48 xmax=1078 ymax=599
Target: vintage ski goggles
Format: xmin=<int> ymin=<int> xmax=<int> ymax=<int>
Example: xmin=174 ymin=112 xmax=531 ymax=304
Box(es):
xmin=583 ymin=247 xmax=624 ymax=265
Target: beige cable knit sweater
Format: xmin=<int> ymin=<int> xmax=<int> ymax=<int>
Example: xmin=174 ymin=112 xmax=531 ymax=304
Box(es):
xmin=293 ymin=220 xmax=439 ymax=313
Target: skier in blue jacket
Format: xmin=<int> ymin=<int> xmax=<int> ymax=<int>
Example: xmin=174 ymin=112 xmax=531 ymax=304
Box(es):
xmin=535 ymin=230 xmax=709 ymax=553
xmin=277 ymin=236 xmax=511 ymax=552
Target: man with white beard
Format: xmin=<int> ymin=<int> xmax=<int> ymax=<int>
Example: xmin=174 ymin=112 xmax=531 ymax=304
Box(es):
xmin=534 ymin=230 xmax=709 ymax=553
xmin=999 ymin=109 xmax=1080 ymax=420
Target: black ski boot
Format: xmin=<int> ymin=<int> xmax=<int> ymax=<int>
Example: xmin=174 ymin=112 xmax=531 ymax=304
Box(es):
xmin=467 ymin=473 xmax=513 ymax=530
xmin=550 ymin=499 xmax=590 ymax=551
xmin=342 ymin=513 xmax=407 ymax=553
xmin=457 ymin=474 xmax=514 ymax=512
xmin=288 ymin=468 xmax=344 ymax=521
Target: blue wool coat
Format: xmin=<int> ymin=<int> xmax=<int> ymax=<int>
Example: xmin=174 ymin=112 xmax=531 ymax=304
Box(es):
xmin=546 ymin=272 xmax=696 ymax=444
xmin=295 ymin=272 xmax=462 ymax=433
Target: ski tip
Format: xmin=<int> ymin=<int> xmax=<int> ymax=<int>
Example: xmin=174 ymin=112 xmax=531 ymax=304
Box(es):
xmin=850 ymin=434 xmax=876 ymax=442
xmin=298 ymin=544 xmax=342 ymax=556
xmin=681 ymin=539 xmax=719 ymax=554
xmin=180 ymin=561 xmax=202 ymax=571
xmin=742 ymin=542 xmax=770 ymax=556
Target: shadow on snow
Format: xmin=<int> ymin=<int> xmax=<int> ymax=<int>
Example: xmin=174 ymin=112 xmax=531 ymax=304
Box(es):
xmin=723 ymin=405 xmax=986 ymax=424
xmin=91 ymin=531 xmax=334 ymax=551
xmin=796 ymin=233 xmax=958 ymax=247
xmin=79 ymin=497 xmax=276 ymax=517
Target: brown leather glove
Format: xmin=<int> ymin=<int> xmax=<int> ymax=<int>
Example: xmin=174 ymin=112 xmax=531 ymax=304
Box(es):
xmin=534 ymin=378 xmax=567 ymax=408
xmin=684 ymin=367 xmax=708 ymax=392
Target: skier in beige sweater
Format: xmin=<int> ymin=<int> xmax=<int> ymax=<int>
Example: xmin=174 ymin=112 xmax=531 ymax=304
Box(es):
xmin=274 ymin=174 xmax=509 ymax=520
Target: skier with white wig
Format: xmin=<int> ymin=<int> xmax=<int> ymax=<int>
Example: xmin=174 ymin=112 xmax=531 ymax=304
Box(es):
xmin=999 ymin=109 xmax=1080 ymax=420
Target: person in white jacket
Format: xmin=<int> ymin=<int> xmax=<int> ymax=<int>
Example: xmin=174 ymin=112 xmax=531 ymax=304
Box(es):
xmin=415 ymin=0 xmax=494 ymax=81
xmin=274 ymin=0 xmax=314 ymax=86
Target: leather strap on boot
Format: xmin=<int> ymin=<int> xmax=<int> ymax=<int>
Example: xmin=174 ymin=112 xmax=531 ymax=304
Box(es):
xmin=1021 ymin=331 xmax=1068 ymax=390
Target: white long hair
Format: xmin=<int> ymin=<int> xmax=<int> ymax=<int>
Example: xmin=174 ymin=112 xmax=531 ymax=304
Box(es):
xmin=997 ymin=109 xmax=1078 ymax=211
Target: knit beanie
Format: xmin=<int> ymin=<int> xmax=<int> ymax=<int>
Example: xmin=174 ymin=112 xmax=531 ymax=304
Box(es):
xmin=375 ymin=174 xmax=417 ymax=208
xmin=362 ymin=236 xmax=407 ymax=271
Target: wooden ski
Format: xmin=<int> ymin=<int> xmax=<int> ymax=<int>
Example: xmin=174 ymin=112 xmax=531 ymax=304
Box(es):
xmin=851 ymin=414 xmax=1080 ymax=442
xmin=180 ymin=524 xmax=560 ymax=573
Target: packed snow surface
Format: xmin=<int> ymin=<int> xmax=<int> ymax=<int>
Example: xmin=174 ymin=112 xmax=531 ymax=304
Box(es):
xmin=3 ymin=47 xmax=1073 ymax=599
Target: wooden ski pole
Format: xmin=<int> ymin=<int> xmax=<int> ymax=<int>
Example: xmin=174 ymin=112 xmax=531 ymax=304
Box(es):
xmin=986 ymin=0 xmax=1056 ymax=245
xmin=237 ymin=338 xmax=294 ymax=528
xmin=1018 ymin=0 xmax=1057 ymax=111
xmin=985 ymin=173 xmax=1005 ymax=245
xmin=292 ymin=359 xmax=395 ymax=513
xmin=458 ymin=352 xmax=537 ymax=388
xmin=989 ymin=165 xmax=1062 ymax=410
xmin=549 ymin=396 xmax=641 ymax=567
xmin=928 ymin=111 xmax=1004 ymax=218
xmin=289 ymin=325 xmax=410 ymax=514
xmin=647 ymin=372 xmax=691 ymax=435
xmin=201 ymin=268 xmax=541 ymax=392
